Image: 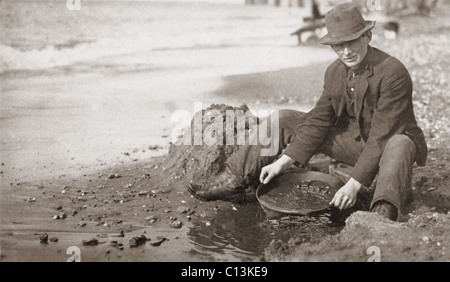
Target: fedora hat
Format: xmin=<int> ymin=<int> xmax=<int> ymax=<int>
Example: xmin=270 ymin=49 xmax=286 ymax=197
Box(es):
xmin=319 ymin=3 xmax=376 ymax=45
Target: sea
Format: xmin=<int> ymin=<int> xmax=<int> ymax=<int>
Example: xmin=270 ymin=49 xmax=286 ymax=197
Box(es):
xmin=0 ymin=0 xmax=336 ymax=76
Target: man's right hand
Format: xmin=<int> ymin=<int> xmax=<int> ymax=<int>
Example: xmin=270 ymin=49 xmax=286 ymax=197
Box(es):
xmin=259 ymin=162 xmax=284 ymax=185
xmin=259 ymin=155 xmax=295 ymax=185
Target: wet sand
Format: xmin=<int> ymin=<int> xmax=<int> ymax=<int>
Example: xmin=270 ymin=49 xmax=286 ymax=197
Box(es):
xmin=0 ymin=58 xmax=332 ymax=262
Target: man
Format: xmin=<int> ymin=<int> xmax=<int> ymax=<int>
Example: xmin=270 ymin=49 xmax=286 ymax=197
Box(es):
xmin=188 ymin=4 xmax=427 ymax=221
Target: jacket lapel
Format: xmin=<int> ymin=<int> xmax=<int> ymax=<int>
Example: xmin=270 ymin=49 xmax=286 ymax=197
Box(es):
xmin=355 ymin=65 xmax=372 ymax=117
xmin=355 ymin=47 xmax=375 ymax=118
xmin=331 ymin=65 xmax=347 ymax=118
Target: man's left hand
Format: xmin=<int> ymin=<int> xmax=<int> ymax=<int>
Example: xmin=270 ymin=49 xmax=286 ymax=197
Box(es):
xmin=329 ymin=178 xmax=363 ymax=210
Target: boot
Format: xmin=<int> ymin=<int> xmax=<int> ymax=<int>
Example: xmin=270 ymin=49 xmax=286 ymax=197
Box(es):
xmin=371 ymin=200 xmax=398 ymax=221
xmin=187 ymin=166 xmax=247 ymax=204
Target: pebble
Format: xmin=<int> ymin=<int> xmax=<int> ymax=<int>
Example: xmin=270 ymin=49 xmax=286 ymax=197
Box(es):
xmin=107 ymin=174 xmax=122 ymax=179
xmin=40 ymin=233 xmax=48 ymax=243
xmin=49 ymin=237 xmax=59 ymax=243
xmin=108 ymin=231 xmax=125 ymax=238
xmin=422 ymin=236 xmax=430 ymax=243
xmin=82 ymin=238 xmax=99 ymax=246
xmin=138 ymin=191 xmax=149 ymax=196
xmin=26 ymin=197 xmax=36 ymax=203
xmin=176 ymin=206 xmax=190 ymax=214
xmin=129 ymin=235 xmax=148 ymax=248
xmin=427 ymin=187 xmax=437 ymax=192
xmin=171 ymin=220 xmax=183 ymax=229
xmin=146 ymin=215 xmax=159 ymax=221
xmin=53 ymin=213 xmax=67 ymax=220
xmin=149 ymin=236 xmax=167 ymax=247
xmin=164 ymin=208 xmax=171 ymax=213
xmin=56 ymin=206 xmax=63 ymax=210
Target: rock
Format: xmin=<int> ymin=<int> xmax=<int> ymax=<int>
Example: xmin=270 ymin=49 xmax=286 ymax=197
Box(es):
xmin=171 ymin=220 xmax=183 ymax=229
xmin=82 ymin=238 xmax=99 ymax=246
xmin=53 ymin=213 xmax=66 ymax=220
xmin=176 ymin=206 xmax=191 ymax=214
xmin=129 ymin=235 xmax=148 ymax=248
xmin=427 ymin=187 xmax=437 ymax=192
xmin=108 ymin=231 xmax=125 ymax=237
xmin=49 ymin=237 xmax=59 ymax=243
xmin=164 ymin=208 xmax=171 ymax=213
xmin=138 ymin=191 xmax=149 ymax=196
xmin=107 ymin=173 xmax=122 ymax=179
xmin=26 ymin=197 xmax=36 ymax=203
xmin=40 ymin=233 xmax=48 ymax=243
xmin=56 ymin=206 xmax=63 ymax=210
xmin=149 ymin=236 xmax=167 ymax=247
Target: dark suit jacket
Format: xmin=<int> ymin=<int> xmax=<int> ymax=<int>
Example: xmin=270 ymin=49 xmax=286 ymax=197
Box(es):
xmin=284 ymin=46 xmax=427 ymax=187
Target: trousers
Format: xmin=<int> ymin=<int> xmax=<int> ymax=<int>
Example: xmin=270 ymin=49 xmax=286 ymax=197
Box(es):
xmin=226 ymin=109 xmax=417 ymax=214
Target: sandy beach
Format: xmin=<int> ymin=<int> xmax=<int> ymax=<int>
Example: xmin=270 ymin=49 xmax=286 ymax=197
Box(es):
xmin=1 ymin=1 xmax=450 ymax=263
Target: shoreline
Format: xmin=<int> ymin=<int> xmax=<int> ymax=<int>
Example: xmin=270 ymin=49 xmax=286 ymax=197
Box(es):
xmin=2 ymin=8 xmax=450 ymax=261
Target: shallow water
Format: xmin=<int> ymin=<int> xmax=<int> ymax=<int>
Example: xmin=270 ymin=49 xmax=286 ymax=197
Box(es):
xmin=187 ymin=202 xmax=344 ymax=261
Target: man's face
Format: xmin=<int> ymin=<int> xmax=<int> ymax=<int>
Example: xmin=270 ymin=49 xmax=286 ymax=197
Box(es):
xmin=331 ymin=34 xmax=371 ymax=69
